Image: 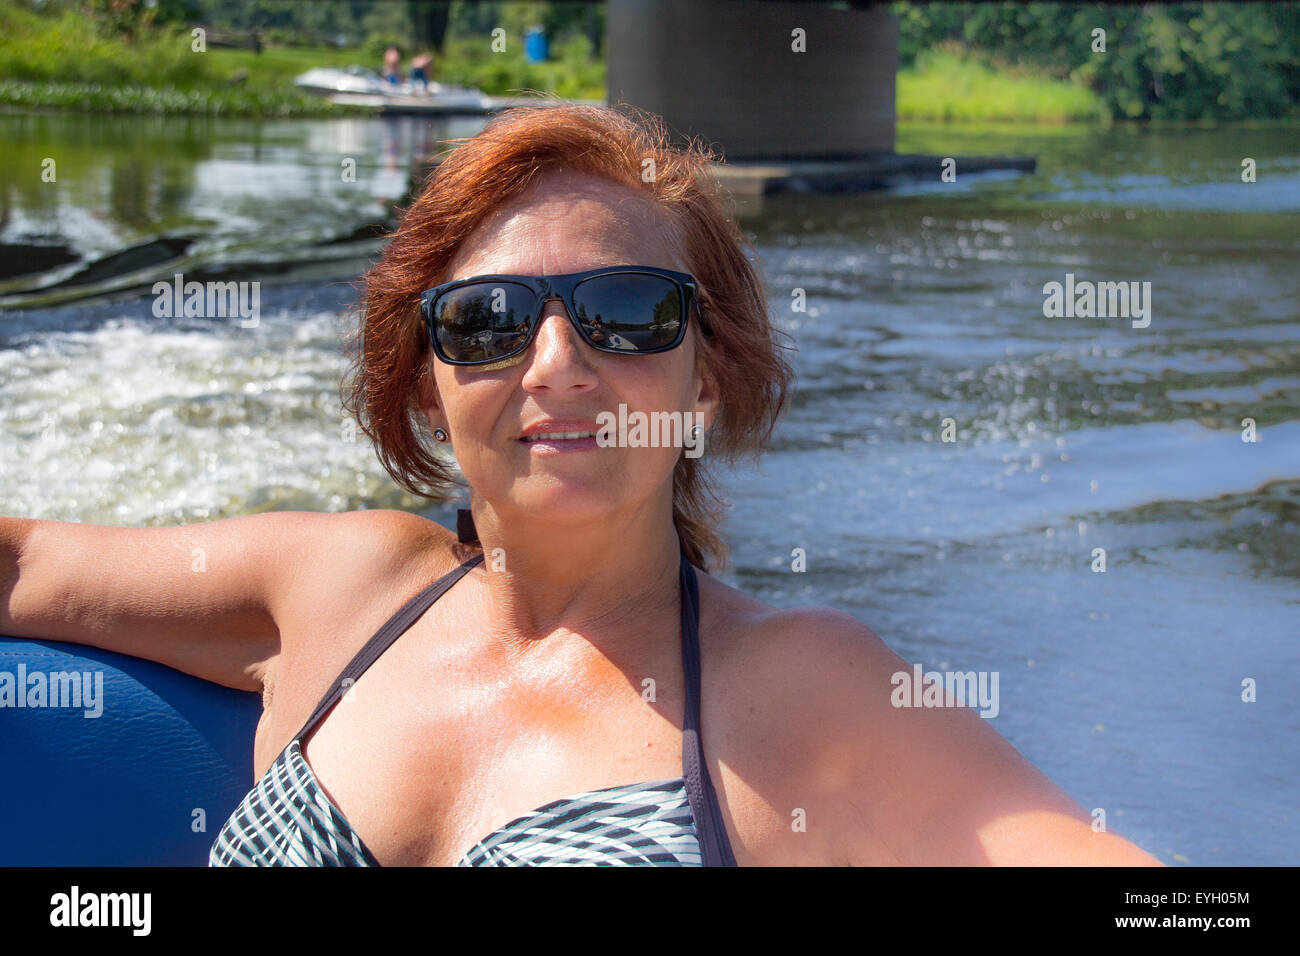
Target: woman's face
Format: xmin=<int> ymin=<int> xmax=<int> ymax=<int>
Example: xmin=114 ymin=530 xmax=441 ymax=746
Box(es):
xmin=419 ymin=170 xmax=718 ymax=530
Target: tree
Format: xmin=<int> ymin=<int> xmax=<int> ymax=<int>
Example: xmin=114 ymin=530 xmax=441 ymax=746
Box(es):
xmin=410 ymin=1 xmax=451 ymax=52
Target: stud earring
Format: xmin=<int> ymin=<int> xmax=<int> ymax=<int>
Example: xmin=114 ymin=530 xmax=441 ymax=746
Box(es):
xmin=433 ymin=427 xmax=449 ymax=442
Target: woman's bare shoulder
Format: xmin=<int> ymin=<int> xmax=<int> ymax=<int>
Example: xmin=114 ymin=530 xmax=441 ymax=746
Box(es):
xmin=260 ymin=510 xmax=467 ymax=700
xmin=696 ymin=569 xmax=892 ymax=684
xmin=693 ymin=572 xmax=899 ymax=862
xmin=275 ymin=509 xmax=465 ymax=607
xmin=700 ymin=576 xmax=1162 ymax=865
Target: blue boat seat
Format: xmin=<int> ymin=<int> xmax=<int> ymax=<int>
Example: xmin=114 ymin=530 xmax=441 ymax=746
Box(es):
xmin=0 ymin=636 xmax=262 ymax=866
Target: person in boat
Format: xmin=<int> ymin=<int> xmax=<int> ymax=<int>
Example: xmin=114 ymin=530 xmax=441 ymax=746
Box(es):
xmin=410 ymin=53 xmax=434 ymax=91
xmin=382 ymin=46 xmax=402 ymax=85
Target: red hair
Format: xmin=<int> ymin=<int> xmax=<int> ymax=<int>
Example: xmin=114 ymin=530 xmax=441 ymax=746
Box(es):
xmin=341 ymin=100 xmax=794 ymax=571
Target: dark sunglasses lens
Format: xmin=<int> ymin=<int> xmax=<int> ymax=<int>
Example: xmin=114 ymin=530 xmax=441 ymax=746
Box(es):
xmin=433 ymin=282 xmax=535 ymax=362
xmin=572 ymin=274 xmax=683 ymax=352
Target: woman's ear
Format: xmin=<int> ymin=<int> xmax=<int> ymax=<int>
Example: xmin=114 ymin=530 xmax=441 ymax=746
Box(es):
xmin=693 ymin=350 xmax=721 ymax=432
xmin=416 ymin=359 xmax=442 ymax=421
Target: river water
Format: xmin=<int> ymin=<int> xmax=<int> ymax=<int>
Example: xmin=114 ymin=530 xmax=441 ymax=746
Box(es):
xmin=1 ymin=113 xmax=1296 ymax=865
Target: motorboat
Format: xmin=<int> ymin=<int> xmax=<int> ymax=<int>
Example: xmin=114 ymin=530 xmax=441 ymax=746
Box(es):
xmin=295 ymin=66 xmax=497 ymax=115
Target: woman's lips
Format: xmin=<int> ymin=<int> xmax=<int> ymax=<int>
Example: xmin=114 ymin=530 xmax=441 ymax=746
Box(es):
xmin=519 ymin=432 xmax=600 ymax=454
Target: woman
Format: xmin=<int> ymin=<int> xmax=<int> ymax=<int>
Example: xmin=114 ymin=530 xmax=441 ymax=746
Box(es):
xmin=0 ymin=104 xmax=1160 ymax=866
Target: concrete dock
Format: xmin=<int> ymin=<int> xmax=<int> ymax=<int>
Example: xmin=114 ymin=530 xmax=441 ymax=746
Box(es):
xmin=709 ymin=153 xmax=1036 ymax=196
xmin=411 ymin=147 xmax=1036 ymax=217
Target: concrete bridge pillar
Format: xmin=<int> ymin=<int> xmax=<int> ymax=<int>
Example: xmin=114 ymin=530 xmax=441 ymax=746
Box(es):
xmin=605 ymin=0 xmax=898 ymax=161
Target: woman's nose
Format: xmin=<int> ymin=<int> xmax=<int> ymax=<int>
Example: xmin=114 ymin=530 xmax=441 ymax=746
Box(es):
xmin=533 ymin=300 xmax=583 ymax=351
xmin=521 ymin=301 xmax=598 ymax=388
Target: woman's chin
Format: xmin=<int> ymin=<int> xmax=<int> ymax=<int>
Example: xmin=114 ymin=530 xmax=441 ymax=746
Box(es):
xmin=499 ymin=488 xmax=625 ymax=527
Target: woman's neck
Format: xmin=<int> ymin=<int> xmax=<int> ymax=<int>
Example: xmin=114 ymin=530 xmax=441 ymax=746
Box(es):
xmin=467 ymin=506 xmax=684 ymax=655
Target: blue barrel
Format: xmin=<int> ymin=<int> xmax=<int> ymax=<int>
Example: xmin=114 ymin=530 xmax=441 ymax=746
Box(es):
xmin=524 ymin=27 xmax=549 ymax=63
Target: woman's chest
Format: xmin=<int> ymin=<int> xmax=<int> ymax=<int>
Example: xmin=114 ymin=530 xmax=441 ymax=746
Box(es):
xmin=259 ymin=610 xmax=697 ymax=865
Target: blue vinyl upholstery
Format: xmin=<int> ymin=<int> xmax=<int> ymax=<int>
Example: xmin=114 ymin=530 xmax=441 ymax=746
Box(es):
xmin=0 ymin=636 xmax=262 ymax=865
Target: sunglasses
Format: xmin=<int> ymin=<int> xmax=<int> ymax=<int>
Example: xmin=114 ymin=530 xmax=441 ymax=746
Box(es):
xmin=420 ymin=265 xmax=705 ymax=367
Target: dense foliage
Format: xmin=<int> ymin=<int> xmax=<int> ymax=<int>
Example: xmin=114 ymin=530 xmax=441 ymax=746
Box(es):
xmin=893 ymin=2 xmax=1300 ymax=120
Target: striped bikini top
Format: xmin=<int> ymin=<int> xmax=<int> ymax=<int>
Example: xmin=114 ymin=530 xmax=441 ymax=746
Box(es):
xmin=209 ymin=550 xmax=737 ymax=867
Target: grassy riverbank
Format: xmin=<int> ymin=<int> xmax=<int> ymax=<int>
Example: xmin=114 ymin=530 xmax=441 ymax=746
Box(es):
xmin=0 ymin=2 xmax=343 ymax=114
xmin=897 ymin=47 xmax=1108 ymax=124
xmin=0 ymin=1 xmax=602 ymax=115
xmin=0 ymin=0 xmax=1107 ymax=122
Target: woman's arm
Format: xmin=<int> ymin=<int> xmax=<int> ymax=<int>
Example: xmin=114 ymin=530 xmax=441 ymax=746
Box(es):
xmin=0 ymin=512 xmax=310 ymax=692
xmin=738 ymin=607 xmax=1164 ymax=865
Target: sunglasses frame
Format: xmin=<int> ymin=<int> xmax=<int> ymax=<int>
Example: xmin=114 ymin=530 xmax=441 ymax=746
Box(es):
xmin=419 ymin=265 xmax=704 ymax=367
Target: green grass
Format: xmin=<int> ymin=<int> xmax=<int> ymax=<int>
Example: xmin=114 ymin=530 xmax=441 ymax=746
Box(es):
xmin=0 ymin=79 xmax=349 ymax=116
xmin=2 ymin=2 xmax=205 ymax=88
xmin=0 ymin=1 xmax=349 ymax=114
xmin=198 ymin=44 xmax=372 ymax=89
xmin=0 ymin=2 xmax=604 ymax=114
xmin=432 ymin=34 xmax=605 ymax=101
xmin=898 ymin=45 xmax=1108 ymax=124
